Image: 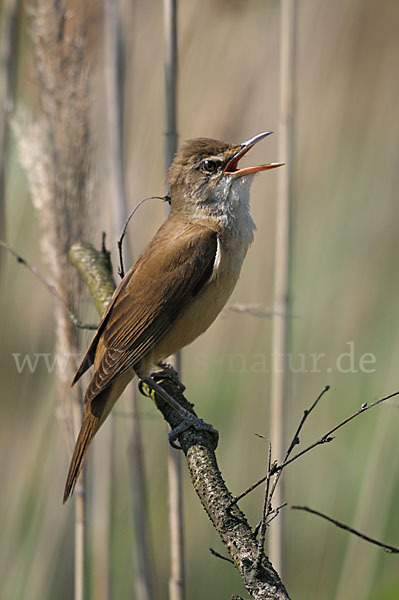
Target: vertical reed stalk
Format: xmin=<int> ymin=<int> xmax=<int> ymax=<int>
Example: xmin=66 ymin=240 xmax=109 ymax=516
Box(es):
xmin=164 ymin=0 xmax=178 ymax=168
xmin=15 ymin=2 xmax=96 ymax=597
xmin=104 ymin=1 xmax=155 ymax=598
xmin=74 ymin=474 xmax=85 ymax=600
xmin=0 ymin=0 xmax=20 ymax=277
xmin=269 ymin=0 xmax=296 ymax=576
xmin=163 ymin=2 xmax=185 ymax=599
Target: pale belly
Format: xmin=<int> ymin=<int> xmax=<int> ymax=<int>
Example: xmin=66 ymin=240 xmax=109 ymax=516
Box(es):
xmin=153 ymin=274 xmax=237 ymax=358
xmin=137 ymin=239 xmax=247 ymax=375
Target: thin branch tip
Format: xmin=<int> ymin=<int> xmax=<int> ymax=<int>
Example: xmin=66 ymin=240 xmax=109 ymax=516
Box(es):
xmin=117 ymin=195 xmax=169 ymax=278
xmin=229 ymin=388 xmax=398 ymax=510
xmin=209 ymin=547 xmax=234 ymax=565
xmin=292 ymin=505 xmax=399 ymax=554
xmin=0 ymin=239 xmax=88 ymax=329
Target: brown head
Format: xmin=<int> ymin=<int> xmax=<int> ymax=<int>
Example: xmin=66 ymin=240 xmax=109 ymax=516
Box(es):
xmin=167 ymin=132 xmax=283 ymax=225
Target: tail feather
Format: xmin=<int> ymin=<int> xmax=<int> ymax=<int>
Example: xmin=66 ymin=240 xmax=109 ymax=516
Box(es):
xmin=63 ymin=410 xmax=99 ymax=503
xmin=63 ymin=372 xmax=134 ymax=503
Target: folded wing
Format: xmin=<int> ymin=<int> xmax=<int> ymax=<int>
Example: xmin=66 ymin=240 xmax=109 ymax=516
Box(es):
xmin=74 ymin=219 xmax=218 ymax=404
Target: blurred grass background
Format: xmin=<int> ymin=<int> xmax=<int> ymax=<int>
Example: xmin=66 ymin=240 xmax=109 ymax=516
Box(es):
xmin=0 ymin=0 xmax=398 ymax=599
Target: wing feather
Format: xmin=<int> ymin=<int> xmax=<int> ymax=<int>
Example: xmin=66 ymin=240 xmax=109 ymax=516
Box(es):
xmin=80 ymin=218 xmax=217 ymax=403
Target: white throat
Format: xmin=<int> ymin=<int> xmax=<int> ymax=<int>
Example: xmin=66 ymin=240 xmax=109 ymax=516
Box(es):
xmin=211 ymin=175 xmax=256 ymax=244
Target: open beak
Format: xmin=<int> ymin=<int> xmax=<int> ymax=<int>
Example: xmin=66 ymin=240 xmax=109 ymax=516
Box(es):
xmin=224 ymin=131 xmax=284 ymax=177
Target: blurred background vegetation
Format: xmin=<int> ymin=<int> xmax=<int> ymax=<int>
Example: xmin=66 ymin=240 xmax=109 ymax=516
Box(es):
xmin=0 ymin=0 xmax=398 ymax=599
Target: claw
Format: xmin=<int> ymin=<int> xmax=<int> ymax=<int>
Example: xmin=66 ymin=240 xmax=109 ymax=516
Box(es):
xmin=138 ymin=379 xmax=152 ymax=397
xmin=168 ymin=416 xmax=219 ymax=450
xmin=152 ymin=362 xmax=186 ymax=392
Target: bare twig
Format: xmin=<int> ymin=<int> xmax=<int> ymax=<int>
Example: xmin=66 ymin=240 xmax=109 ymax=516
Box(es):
xmin=255 ymin=442 xmax=273 ymax=575
xmin=266 ymin=503 xmax=288 ymax=525
xmin=231 ymin=389 xmax=399 ymax=507
xmin=0 ymin=239 xmax=97 ymax=329
xmin=1 ymin=239 xmax=69 ymax=307
xmin=277 ymin=391 xmax=399 ymax=473
xmin=291 ymin=505 xmax=399 ymax=554
xmin=117 ymin=195 xmax=168 ymax=278
xmin=267 ymin=385 xmax=330 ymax=509
xmin=285 ymin=386 xmax=330 ymax=459
xmin=209 ymin=547 xmax=234 ymax=565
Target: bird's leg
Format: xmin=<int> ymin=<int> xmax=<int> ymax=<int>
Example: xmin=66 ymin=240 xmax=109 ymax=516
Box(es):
xmin=138 ymin=375 xmax=218 ymax=450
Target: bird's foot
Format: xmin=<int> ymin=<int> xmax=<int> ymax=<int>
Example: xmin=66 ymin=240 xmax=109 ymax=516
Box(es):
xmin=168 ymin=416 xmax=219 ymax=450
xmin=152 ymin=361 xmax=186 ymax=392
xmin=138 ymin=374 xmax=218 ymax=450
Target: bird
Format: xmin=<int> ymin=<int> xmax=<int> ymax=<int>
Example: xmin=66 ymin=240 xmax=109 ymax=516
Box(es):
xmin=63 ymin=131 xmax=283 ymax=502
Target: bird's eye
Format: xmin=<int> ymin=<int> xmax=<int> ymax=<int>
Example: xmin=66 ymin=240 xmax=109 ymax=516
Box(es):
xmin=202 ymin=159 xmax=218 ymax=174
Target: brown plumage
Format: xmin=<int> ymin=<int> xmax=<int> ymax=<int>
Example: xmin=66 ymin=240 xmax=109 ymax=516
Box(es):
xmin=63 ymin=133 xmax=283 ymax=502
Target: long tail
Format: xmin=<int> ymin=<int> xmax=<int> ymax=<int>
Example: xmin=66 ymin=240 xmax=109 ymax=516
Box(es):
xmin=63 ymin=408 xmax=100 ymax=503
xmin=63 ymin=371 xmax=134 ymax=503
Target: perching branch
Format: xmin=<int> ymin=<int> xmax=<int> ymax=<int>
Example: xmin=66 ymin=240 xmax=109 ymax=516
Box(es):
xmin=69 ymin=239 xmax=116 ymax=316
xmin=146 ymin=377 xmax=290 ymax=600
xmin=69 ymin=240 xmax=291 ymax=600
